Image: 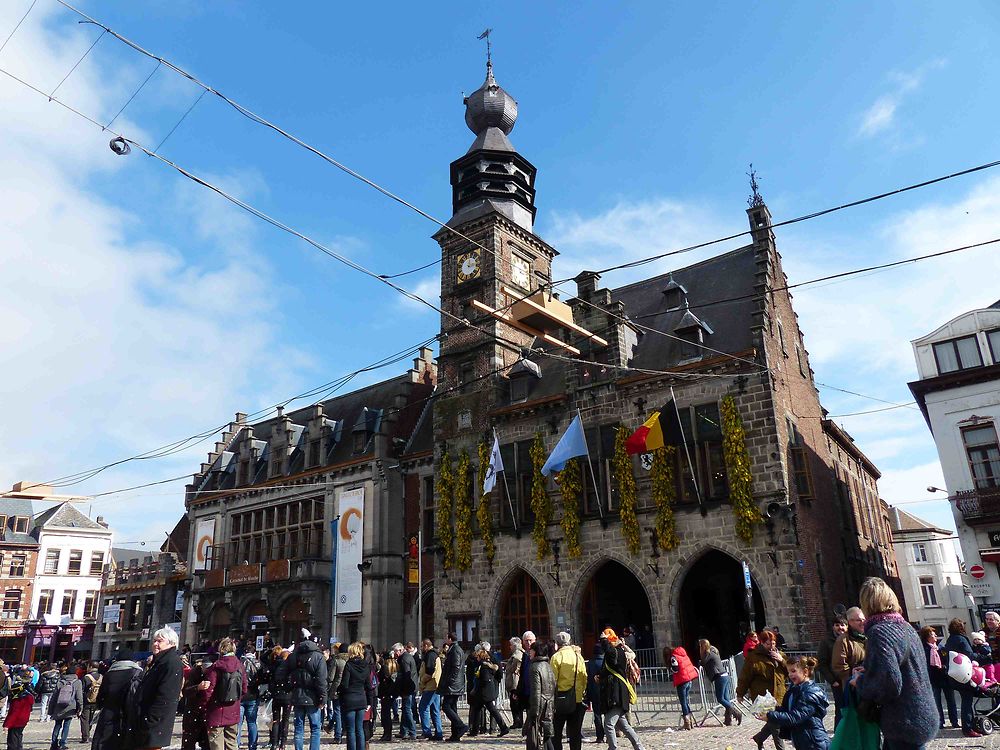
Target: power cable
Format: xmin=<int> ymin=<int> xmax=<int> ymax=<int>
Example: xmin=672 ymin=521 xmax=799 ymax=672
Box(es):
xmin=105 ymin=59 xmax=160 ymax=131
xmin=53 ymin=0 xmax=518 ymax=280
xmin=49 ymin=27 xmax=105 ymax=98
xmin=548 ymin=159 xmax=1000 ymax=284
xmin=0 ymin=0 xmax=38 ymax=55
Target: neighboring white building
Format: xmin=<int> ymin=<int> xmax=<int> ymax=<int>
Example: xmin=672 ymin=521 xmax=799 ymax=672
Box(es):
xmin=24 ymin=503 xmax=112 ymax=662
xmin=909 ymin=301 xmax=1000 ymax=623
xmin=890 ymin=507 xmax=973 ymax=633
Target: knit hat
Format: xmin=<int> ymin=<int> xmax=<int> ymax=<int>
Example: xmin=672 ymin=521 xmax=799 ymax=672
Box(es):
xmin=973 ymin=631 xmax=987 ymax=645
xmin=601 ymin=628 xmax=619 ymax=645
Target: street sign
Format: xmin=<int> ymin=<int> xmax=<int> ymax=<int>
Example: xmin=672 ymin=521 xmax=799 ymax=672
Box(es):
xmin=256 ymin=636 xmax=265 ymax=652
xmin=742 ymin=561 xmax=752 ymax=590
xmin=971 ymin=564 xmax=987 ymax=580
xmin=972 ymin=581 xmax=993 ymax=598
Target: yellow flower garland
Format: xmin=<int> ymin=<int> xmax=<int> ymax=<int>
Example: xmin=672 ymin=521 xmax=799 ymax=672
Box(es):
xmin=556 ymin=458 xmax=582 ymax=558
xmin=529 ymin=432 xmax=552 ymax=559
xmin=455 ymin=450 xmax=473 ymax=571
xmin=436 ymin=450 xmax=454 ymax=570
xmin=651 ymin=445 xmax=678 ymax=551
xmin=613 ymin=427 xmax=641 ymax=555
xmin=476 ymin=441 xmax=496 ymax=564
xmin=721 ymin=395 xmax=762 ymax=544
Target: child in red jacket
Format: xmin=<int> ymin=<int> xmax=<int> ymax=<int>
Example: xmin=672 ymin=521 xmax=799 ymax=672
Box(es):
xmin=5 ymin=682 xmax=35 ymax=750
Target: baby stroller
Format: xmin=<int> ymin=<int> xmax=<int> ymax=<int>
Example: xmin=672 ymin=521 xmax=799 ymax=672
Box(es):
xmin=971 ymin=683 xmax=1000 ymax=735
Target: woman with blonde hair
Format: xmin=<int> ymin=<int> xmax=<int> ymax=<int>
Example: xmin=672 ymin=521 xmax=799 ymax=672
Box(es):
xmin=698 ymin=639 xmax=738 ymax=726
xmin=852 ymin=577 xmax=938 ymax=749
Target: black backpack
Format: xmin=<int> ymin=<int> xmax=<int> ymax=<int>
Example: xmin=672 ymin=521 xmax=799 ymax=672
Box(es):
xmin=218 ymin=668 xmax=243 ymax=705
xmin=290 ymin=652 xmax=316 ymax=695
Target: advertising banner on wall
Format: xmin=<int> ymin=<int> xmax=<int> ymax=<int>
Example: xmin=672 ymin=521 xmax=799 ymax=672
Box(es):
xmin=336 ymin=487 xmax=365 ymax=614
xmin=194 ymin=519 xmax=216 ymax=571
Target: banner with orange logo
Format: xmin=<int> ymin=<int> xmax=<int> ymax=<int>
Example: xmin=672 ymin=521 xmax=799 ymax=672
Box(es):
xmin=336 ymin=487 xmax=365 ymax=613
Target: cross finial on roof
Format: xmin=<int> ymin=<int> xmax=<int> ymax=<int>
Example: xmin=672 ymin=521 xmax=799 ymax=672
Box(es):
xmin=747 ymin=163 xmax=765 ymax=208
xmin=477 ymin=28 xmax=493 ymax=70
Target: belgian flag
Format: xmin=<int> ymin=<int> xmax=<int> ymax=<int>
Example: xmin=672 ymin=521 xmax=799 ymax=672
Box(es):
xmin=625 ymin=401 xmax=684 ymax=455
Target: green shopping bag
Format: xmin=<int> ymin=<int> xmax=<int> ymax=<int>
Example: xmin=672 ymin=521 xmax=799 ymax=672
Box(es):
xmin=830 ymin=704 xmax=880 ymax=750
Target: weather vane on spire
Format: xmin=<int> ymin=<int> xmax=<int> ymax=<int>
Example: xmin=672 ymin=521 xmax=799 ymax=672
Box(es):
xmin=747 ymin=163 xmax=765 ymax=208
xmin=478 ymin=28 xmax=493 ymax=67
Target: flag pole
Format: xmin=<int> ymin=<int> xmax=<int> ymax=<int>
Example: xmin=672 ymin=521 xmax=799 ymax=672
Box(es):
xmin=670 ymin=386 xmax=705 ymax=516
xmin=496 ymin=428 xmax=520 ymax=538
xmin=577 ymin=408 xmax=607 ymax=529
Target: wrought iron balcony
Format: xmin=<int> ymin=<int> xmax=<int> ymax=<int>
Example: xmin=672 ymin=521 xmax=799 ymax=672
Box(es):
xmin=953 ymin=486 xmax=1000 ymax=525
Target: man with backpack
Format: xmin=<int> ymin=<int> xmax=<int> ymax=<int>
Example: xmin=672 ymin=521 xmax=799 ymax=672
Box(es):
xmin=236 ymin=645 xmax=262 ymax=750
xmin=202 ymin=637 xmax=247 ymax=750
xmin=48 ymin=665 xmax=83 ymax=750
xmin=79 ymin=662 xmax=102 ymax=743
xmin=37 ymin=662 xmax=59 ymax=722
xmin=289 ymin=632 xmax=327 ymax=750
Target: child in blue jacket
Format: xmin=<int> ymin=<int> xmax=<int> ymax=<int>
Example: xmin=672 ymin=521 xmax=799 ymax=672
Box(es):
xmin=765 ymin=656 xmax=830 ymax=750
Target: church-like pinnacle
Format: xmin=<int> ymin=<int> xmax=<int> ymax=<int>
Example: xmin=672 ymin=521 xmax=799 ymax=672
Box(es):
xmin=463 ymin=33 xmax=518 ymax=138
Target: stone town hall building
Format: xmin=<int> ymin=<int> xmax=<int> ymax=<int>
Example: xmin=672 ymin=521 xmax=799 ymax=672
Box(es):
xmin=184 ymin=62 xmax=898 ymax=657
xmin=409 ymin=61 xmax=900 ymax=659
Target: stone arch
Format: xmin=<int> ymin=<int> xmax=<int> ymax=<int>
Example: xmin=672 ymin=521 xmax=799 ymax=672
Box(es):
xmin=671 ymin=544 xmax=768 ymax=659
xmin=490 ymin=563 xmax=554 ymax=655
xmin=569 ymin=553 xmax=657 ymax=662
xmin=206 ymin=602 xmax=234 ymax=640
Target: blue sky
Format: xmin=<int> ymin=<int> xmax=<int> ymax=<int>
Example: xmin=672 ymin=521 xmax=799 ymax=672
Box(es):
xmin=1 ymin=0 xmax=998 ymax=546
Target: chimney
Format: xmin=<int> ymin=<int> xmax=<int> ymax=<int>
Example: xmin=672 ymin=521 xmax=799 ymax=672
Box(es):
xmin=95 ymin=516 xmax=109 ymax=529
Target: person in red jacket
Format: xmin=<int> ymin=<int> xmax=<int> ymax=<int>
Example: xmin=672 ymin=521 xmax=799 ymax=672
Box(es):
xmin=5 ymin=681 xmax=35 ymax=750
xmin=669 ymin=648 xmax=698 ymax=731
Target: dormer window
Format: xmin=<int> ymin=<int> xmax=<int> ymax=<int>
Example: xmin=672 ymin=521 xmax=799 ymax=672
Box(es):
xmin=508 ymin=358 xmax=541 ymax=404
xmin=353 ymin=431 xmax=368 ymax=454
xmin=677 ymin=329 xmax=703 ymax=359
xmin=933 ymin=335 xmax=982 ymax=374
xmin=662 ymin=274 xmax=688 ymax=310
xmin=13 ymin=517 xmax=27 ymax=534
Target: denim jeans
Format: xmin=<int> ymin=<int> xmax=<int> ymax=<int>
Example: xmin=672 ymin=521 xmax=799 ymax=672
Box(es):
xmin=325 ymin=697 xmax=342 ymax=739
xmin=293 ymin=706 xmax=321 ymax=750
xmin=932 ymin=682 xmax=958 ymax=727
xmin=602 ymin=708 xmax=642 ymax=750
xmin=50 ymin=717 xmax=72 ymax=749
xmin=399 ymin=692 xmax=416 ymax=738
xmin=713 ymin=674 xmax=735 ymax=712
xmin=343 ymin=708 xmax=366 ymax=750
xmin=418 ymin=691 xmax=442 ymax=739
xmin=237 ymin=699 xmax=258 ymax=750
xmin=38 ymin=693 xmax=52 ymax=721
xmin=676 ymin=681 xmax=692 ymax=715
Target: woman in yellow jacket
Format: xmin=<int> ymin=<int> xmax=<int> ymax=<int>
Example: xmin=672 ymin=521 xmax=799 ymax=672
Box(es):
xmin=550 ymin=632 xmax=589 ymax=750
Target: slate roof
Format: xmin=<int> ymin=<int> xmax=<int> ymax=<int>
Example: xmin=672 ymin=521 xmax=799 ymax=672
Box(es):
xmin=0 ymin=499 xmax=39 ymax=545
xmin=990 ymin=298 xmax=1000 ymax=310
xmin=33 ymin=502 xmax=109 ymax=532
xmin=890 ymin=507 xmax=950 ymax=536
xmin=198 ymin=373 xmax=433 ymax=492
xmin=611 ymin=245 xmax=758 ymax=372
xmin=502 ymin=245 xmax=760 ymax=406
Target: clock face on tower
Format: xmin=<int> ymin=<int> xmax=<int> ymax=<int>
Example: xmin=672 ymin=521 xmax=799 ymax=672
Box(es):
xmin=456 ymin=251 xmax=481 ymax=283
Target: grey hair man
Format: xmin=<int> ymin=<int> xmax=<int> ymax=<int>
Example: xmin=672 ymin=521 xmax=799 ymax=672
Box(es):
xmin=551 ymin=632 xmax=587 ymax=750
xmin=135 ymin=627 xmax=184 ymax=750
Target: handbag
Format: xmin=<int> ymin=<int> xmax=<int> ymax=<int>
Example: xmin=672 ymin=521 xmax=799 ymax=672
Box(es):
xmin=554 ymin=652 xmax=580 ymax=716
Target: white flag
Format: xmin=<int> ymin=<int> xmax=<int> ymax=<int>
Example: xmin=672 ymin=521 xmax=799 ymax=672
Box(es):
xmin=483 ymin=431 xmax=504 ymax=494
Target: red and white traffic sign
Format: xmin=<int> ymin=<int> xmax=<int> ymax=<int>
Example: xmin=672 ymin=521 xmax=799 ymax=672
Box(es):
xmin=970 ymin=564 xmax=986 ymax=579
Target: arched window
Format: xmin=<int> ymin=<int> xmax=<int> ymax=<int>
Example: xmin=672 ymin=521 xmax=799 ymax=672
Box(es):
xmin=498 ymin=570 xmax=549 ymax=654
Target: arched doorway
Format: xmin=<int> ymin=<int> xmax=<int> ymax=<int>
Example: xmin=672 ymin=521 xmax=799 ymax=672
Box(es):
xmin=678 ymin=550 xmax=765 ymax=660
xmin=580 ymin=560 xmax=653 ymax=662
xmin=498 ymin=570 xmax=550 ymax=655
xmin=209 ymin=605 xmax=233 ymax=641
xmin=280 ymin=598 xmax=310 ymax=645
xmin=246 ymin=600 xmax=269 ymax=640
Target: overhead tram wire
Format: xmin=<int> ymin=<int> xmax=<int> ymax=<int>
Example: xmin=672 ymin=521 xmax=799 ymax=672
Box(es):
xmin=52 ymin=0 xmax=518 ymax=280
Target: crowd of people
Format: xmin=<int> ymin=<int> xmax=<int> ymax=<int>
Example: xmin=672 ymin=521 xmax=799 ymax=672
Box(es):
xmin=0 ymin=576 xmax=982 ymax=750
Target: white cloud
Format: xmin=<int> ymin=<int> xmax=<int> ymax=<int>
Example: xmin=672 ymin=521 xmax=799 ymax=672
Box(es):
xmin=857 ymin=60 xmax=946 ymax=138
xmin=0 ymin=4 xmax=311 ymax=540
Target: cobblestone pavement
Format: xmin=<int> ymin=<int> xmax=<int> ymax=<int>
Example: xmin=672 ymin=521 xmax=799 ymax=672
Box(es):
xmin=12 ymin=709 xmax=1000 ymax=750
